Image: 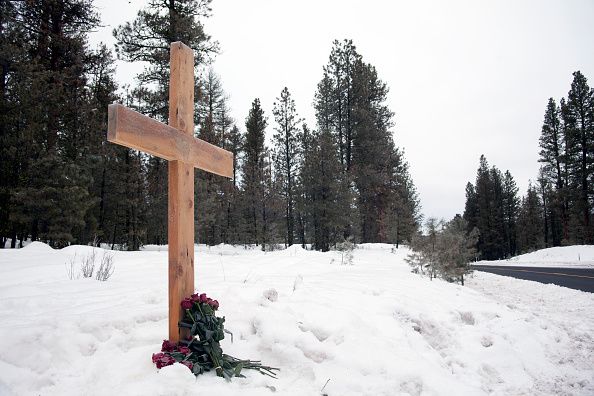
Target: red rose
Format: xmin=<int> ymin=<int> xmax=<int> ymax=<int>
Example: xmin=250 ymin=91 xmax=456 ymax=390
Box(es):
xmin=210 ymin=300 xmax=219 ymax=310
xmin=160 ymin=355 xmax=175 ymax=368
xmin=199 ymin=293 xmax=208 ymax=303
xmin=152 ymin=353 xmax=175 ymax=369
xmin=152 ymin=352 xmax=165 ymax=363
xmin=161 ymin=340 xmax=177 ymax=352
xmin=181 ymin=298 xmax=193 ymax=310
xmin=179 ymin=346 xmax=190 ymax=354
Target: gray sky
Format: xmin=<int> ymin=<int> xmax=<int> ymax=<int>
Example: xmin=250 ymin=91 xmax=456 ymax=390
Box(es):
xmin=90 ymin=0 xmax=594 ymax=221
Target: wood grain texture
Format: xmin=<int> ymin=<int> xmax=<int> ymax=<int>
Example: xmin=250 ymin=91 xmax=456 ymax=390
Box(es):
xmin=168 ymin=160 xmax=194 ymax=342
xmin=107 ymin=104 xmax=232 ymax=178
xmin=168 ymin=42 xmax=195 ymax=343
xmin=106 ymin=42 xmax=235 ymax=342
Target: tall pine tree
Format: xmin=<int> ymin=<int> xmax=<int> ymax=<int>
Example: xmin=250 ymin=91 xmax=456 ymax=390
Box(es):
xmin=114 ymin=0 xmax=218 ymax=246
xmin=272 ymin=87 xmax=303 ymax=246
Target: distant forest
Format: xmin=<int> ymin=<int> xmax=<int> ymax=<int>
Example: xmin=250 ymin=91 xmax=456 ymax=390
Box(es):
xmin=0 ymin=0 xmax=420 ymax=250
xmin=462 ymin=70 xmax=594 ymax=260
xmin=1 ymin=1 xmax=591 ymax=258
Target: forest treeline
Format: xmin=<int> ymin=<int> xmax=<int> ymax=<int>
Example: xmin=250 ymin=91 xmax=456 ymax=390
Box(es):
xmin=462 ymin=71 xmax=594 ymax=260
xmin=0 ymin=0 xmax=421 ymax=250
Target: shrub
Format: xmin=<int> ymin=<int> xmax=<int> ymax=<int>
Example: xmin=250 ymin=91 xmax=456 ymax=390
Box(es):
xmin=96 ymin=252 xmax=115 ymax=281
xmin=65 ymin=250 xmax=115 ymax=282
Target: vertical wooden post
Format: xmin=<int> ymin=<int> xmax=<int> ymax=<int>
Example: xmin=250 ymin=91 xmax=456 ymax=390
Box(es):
xmin=168 ymin=42 xmax=195 ymax=342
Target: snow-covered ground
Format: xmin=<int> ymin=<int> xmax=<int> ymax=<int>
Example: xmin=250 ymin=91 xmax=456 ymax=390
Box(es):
xmin=476 ymin=245 xmax=594 ymax=268
xmin=0 ymin=243 xmax=592 ymax=395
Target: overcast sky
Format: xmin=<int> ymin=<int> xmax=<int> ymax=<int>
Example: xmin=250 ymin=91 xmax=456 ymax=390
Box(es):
xmin=90 ymin=0 xmax=594 ymax=221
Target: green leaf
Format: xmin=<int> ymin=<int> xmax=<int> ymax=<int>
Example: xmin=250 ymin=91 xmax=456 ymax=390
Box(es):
xmin=233 ymin=362 xmax=244 ymax=377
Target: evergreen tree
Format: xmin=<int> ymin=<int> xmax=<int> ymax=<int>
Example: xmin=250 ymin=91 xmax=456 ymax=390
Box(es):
xmin=463 ymin=182 xmax=478 ymax=233
xmin=261 ymin=151 xmax=284 ymax=249
xmin=537 ymin=167 xmax=554 ymax=248
xmin=407 ymin=215 xmax=477 ymax=285
xmin=195 ymin=69 xmax=233 ymax=245
xmin=313 ymin=39 xmax=419 ymax=245
xmin=538 ymin=97 xmax=566 ymax=245
xmin=241 ymin=99 xmax=267 ymax=246
xmin=352 ymin=59 xmax=401 ymax=242
xmin=561 ymin=71 xmax=593 ymax=243
xmin=0 ymin=0 xmax=26 ymax=247
xmin=436 ymin=215 xmax=478 ymax=285
xmin=294 ymin=123 xmax=312 ymax=248
xmin=424 ymin=217 xmax=442 ymax=280
xmin=7 ymin=0 xmax=100 ymax=247
xmin=517 ymin=183 xmax=545 ymax=252
xmin=84 ymin=45 xmax=146 ymax=250
xmin=322 ymin=39 xmax=361 ymax=171
xmin=502 ymin=170 xmax=520 ymax=256
xmin=301 ymin=129 xmax=345 ymax=251
xmin=114 ymin=0 xmax=218 ymax=246
xmin=223 ymin=125 xmax=243 ymax=244
xmin=464 ymin=156 xmax=514 ymax=259
xmin=272 ymin=87 xmax=303 ymax=246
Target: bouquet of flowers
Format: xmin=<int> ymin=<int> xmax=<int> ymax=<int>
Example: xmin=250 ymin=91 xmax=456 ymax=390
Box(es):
xmin=152 ymin=293 xmax=278 ymax=380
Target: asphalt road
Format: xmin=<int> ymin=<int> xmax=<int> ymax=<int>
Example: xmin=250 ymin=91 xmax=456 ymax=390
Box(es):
xmin=472 ymin=265 xmax=594 ymax=293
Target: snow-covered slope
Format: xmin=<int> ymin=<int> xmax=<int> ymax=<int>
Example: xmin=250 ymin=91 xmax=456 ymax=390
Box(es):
xmin=0 ymin=243 xmax=592 ymax=395
xmin=477 ymin=245 xmax=594 ymax=268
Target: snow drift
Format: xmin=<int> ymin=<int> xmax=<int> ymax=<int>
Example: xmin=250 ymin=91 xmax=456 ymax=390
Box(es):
xmin=0 ymin=243 xmax=592 ymax=395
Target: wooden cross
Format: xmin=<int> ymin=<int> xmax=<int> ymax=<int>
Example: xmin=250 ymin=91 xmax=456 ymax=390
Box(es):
xmin=107 ymin=42 xmax=233 ymax=342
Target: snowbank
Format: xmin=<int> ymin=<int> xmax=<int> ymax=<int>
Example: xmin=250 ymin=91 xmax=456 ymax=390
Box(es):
xmin=477 ymin=245 xmax=594 ymax=268
xmin=0 ymin=243 xmax=592 ymax=395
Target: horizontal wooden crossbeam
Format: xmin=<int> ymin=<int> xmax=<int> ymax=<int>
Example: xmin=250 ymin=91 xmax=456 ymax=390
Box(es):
xmin=107 ymin=103 xmax=233 ymax=178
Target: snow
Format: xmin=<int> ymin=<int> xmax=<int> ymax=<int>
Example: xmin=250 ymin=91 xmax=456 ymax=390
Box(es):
xmin=0 ymin=243 xmax=592 ymax=395
xmin=476 ymin=245 xmax=594 ymax=268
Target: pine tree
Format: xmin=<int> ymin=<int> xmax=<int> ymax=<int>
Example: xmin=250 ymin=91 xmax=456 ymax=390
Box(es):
xmin=261 ymin=151 xmax=284 ymax=250
xmin=322 ymin=40 xmax=361 ymax=170
xmin=7 ymin=0 xmax=100 ymax=247
xmin=502 ymin=170 xmax=520 ymax=256
xmin=463 ymin=182 xmax=478 ymax=233
xmin=517 ymin=183 xmax=545 ymax=253
xmin=0 ymin=0 xmax=26 ymax=247
xmin=424 ymin=217 xmax=442 ymax=280
xmin=538 ymin=97 xmax=566 ymax=245
xmin=195 ymin=69 xmax=233 ymax=245
xmin=301 ymin=129 xmax=345 ymax=251
xmin=83 ymin=45 xmax=147 ymax=249
xmin=351 ymin=60 xmax=398 ymax=242
xmin=222 ymin=125 xmax=243 ymax=244
xmin=464 ymin=156 xmax=512 ymax=259
xmin=114 ymin=0 xmax=218 ymax=246
xmin=561 ymin=71 xmax=593 ymax=243
xmin=386 ymin=148 xmax=421 ymax=247
xmin=436 ymin=215 xmax=478 ymax=285
xmin=241 ymin=99 xmax=267 ymax=246
xmin=293 ymin=123 xmax=310 ymax=247
xmin=313 ymin=39 xmax=420 ymax=245
xmin=537 ymin=167 xmax=554 ymax=248
xmin=272 ymin=87 xmax=303 ymax=246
